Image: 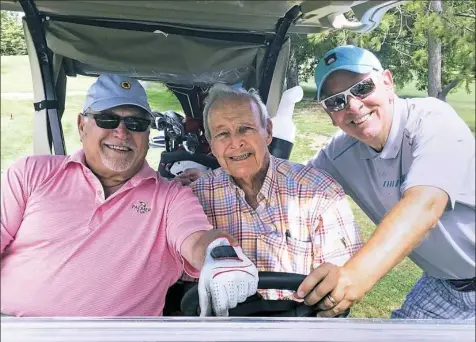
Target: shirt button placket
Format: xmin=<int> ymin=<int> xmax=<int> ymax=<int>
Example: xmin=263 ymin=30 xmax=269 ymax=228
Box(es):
xmin=88 ymin=207 xmax=102 ymax=231
xmin=91 ymin=187 xmax=104 ymax=230
xmin=90 ymin=190 xmax=104 ymax=230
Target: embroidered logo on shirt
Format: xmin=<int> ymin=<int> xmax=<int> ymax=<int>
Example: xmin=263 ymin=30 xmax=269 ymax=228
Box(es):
xmin=132 ymin=201 xmax=151 ymax=214
xmin=383 ymin=174 xmax=407 ymax=188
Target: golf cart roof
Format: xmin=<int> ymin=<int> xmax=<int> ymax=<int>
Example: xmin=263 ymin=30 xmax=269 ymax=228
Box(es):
xmin=0 ymin=0 xmax=403 ymax=156
xmin=0 ymin=0 xmax=403 ymax=91
xmin=2 ymin=1 xmax=401 ymax=34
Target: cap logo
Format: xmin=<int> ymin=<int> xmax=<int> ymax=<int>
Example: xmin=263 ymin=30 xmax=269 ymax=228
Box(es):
xmin=324 ymin=53 xmax=337 ymax=65
xmin=120 ymin=81 xmax=131 ymax=90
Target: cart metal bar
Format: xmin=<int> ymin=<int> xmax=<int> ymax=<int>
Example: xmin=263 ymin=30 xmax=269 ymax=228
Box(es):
xmin=1 ymin=317 xmax=475 ymax=342
xmin=259 ymin=5 xmax=301 ymax=104
xmin=19 ymin=0 xmax=66 ymax=155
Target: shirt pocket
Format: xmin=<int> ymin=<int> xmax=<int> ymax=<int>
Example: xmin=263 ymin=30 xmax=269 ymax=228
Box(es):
xmin=256 ymin=231 xmax=313 ymax=275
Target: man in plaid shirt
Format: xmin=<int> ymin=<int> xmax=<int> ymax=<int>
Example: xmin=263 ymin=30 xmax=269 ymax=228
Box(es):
xmin=176 ymin=84 xmax=363 ymax=301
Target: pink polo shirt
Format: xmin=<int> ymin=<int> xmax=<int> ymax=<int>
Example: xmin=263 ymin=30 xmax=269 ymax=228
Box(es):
xmin=0 ymin=150 xmax=212 ymax=316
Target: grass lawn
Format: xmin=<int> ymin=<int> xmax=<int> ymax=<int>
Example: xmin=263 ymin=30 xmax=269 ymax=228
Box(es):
xmin=1 ymin=55 xmax=95 ymax=93
xmin=1 ymin=56 xmax=474 ymax=318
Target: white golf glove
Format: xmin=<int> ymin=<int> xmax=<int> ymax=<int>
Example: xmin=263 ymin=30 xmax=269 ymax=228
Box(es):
xmin=198 ymin=237 xmax=259 ymax=317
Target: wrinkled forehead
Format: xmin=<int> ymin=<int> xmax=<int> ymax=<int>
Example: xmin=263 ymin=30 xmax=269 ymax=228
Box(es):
xmin=321 ymin=70 xmax=372 ymax=98
xmin=210 ymin=96 xmax=260 ymax=122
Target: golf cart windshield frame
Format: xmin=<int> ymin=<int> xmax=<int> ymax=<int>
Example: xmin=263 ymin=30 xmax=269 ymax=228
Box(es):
xmin=2 ymin=317 xmax=475 ymax=342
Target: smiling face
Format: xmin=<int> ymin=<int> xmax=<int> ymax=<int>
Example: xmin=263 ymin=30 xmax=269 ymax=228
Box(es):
xmin=320 ymin=69 xmax=395 ymax=151
xmin=78 ymin=105 xmax=150 ymax=181
xmin=208 ymin=96 xmax=272 ymax=184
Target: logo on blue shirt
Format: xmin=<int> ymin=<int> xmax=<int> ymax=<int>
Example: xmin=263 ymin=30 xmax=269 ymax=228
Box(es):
xmin=383 ymin=174 xmax=407 ymax=188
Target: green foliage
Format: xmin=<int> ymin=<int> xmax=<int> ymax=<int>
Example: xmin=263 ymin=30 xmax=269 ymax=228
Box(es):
xmin=291 ymin=0 xmax=475 ymax=95
xmin=1 ymin=11 xmax=27 ymax=56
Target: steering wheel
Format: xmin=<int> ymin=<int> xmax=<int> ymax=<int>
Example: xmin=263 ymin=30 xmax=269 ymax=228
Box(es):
xmin=180 ymin=271 xmax=350 ymax=317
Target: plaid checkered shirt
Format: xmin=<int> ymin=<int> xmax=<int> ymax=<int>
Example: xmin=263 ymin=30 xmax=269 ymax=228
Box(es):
xmin=185 ymin=156 xmax=363 ymax=300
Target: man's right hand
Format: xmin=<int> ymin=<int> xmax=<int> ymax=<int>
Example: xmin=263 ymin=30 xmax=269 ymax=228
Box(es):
xmin=173 ymin=168 xmax=204 ymax=186
xmin=294 ymin=263 xmax=368 ymax=317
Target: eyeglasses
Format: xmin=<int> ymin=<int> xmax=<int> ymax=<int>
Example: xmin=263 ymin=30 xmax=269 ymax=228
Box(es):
xmin=319 ymin=77 xmax=377 ymax=113
xmin=82 ymin=112 xmax=151 ymax=132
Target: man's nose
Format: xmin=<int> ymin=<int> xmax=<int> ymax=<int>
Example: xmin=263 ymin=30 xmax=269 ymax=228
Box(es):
xmin=346 ymin=95 xmax=364 ymax=112
xmin=230 ymin=134 xmax=245 ymax=149
xmin=113 ymin=120 xmax=129 ymax=138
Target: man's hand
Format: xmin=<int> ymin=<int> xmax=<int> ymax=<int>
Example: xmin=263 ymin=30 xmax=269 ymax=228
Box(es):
xmin=295 ymin=263 xmax=367 ymax=317
xmin=173 ymin=168 xmax=204 ymax=186
xmin=198 ymin=237 xmax=258 ymax=316
xmin=294 ymin=186 xmax=449 ymax=317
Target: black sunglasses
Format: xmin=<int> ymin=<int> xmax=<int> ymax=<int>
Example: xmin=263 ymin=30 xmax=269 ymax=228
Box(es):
xmin=83 ymin=111 xmax=151 ymax=132
xmin=319 ymin=77 xmax=377 ymax=113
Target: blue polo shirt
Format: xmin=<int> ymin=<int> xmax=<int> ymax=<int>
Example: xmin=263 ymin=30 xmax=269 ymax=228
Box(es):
xmin=308 ymin=96 xmax=475 ymax=279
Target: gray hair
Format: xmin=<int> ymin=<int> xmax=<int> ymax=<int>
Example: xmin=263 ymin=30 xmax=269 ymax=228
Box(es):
xmin=203 ymin=83 xmax=270 ymax=141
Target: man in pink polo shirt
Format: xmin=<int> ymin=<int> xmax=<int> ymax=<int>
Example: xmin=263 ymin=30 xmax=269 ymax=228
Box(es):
xmin=0 ymin=74 xmax=258 ymax=317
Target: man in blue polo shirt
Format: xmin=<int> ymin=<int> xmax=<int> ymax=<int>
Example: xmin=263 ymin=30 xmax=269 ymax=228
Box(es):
xmin=295 ymin=45 xmax=475 ymax=319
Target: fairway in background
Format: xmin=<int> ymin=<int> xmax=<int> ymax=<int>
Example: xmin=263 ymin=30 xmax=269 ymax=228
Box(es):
xmin=1 ymin=56 xmax=96 ymax=94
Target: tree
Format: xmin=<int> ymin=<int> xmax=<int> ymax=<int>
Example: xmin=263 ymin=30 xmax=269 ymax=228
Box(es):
xmin=427 ymin=0 xmax=443 ymax=99
xmin=1 ymin=11 xmax=27 ymax=56
xmin=412 ymin=0 xmax=475 ymax=100
xmin=286 ymin=42 xmax=300 ymax=89
xmin=287 ymin=0 xmax=475 ymax=101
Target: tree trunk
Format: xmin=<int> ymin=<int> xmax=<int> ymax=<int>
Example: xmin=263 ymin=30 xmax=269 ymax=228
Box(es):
xmin=439 ymin=79 xmax=460 ymax=102
xmin=285 ymin=48 xmax=299 ymax=90
xmin=427 ymin=0 xmax=443 ymax=99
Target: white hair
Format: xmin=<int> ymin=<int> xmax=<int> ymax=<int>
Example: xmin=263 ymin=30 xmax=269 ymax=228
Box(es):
xmin=202 ymin=83 xmax=270 ymax=141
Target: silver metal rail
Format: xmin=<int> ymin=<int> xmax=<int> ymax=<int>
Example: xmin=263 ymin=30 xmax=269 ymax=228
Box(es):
xmin=1 ymin=317 xmax=475 ymax=342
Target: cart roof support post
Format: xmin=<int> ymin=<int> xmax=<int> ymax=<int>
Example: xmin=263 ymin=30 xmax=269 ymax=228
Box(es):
xmin=20 ymin=0 xmax=66 ymax=155
xmin=259 ymin=5 xmax=301 ymax=104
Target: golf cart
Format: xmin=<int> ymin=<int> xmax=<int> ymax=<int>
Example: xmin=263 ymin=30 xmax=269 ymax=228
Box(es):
xmin=1 ymin=0 xmax=474 ymax=341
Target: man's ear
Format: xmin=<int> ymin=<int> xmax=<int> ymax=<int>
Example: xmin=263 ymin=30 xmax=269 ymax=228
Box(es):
xmin=381 ymin=69 xmax=395 ymax=104
xmin=382 ymin=69 xmax=394 ymax=91
xmin=265 ymin=118 xmax=273 ymax=146
xmin=77 ymin=113 xmax=86 ymax=142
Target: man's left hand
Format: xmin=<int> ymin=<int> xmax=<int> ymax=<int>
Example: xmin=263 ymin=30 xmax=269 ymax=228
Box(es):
xmin=198 ymin=237 xmax=259 ymax=316
xmin=295 ymin=263 xmax=368 ymax=317
xmin=173 ymin=168 xmax=204 ymax=186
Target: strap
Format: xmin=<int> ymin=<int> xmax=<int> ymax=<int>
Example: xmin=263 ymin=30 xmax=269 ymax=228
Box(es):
xmin=34 ymin=100 xmax=58 ymax=111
